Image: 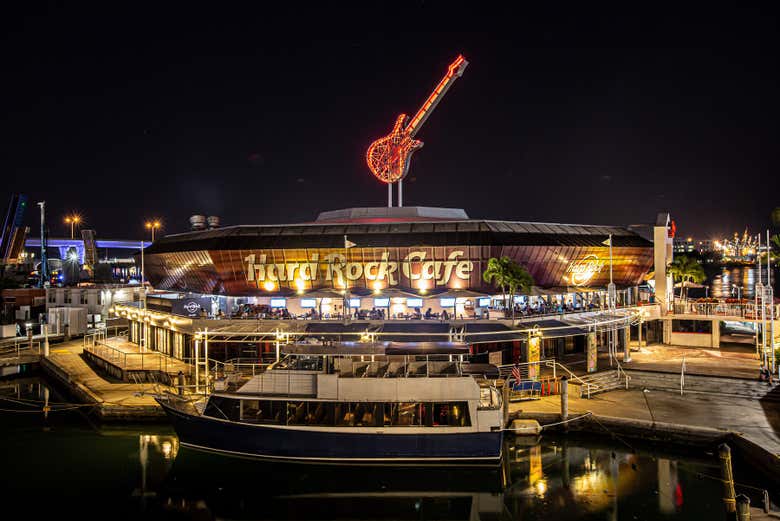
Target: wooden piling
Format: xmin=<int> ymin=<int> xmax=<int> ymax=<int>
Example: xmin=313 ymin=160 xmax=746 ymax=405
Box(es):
xmin=718 ymin=443 xmax=737 ymax=514
xmin=560 ymin=376 xmax=569 ymax=425
xmin=736 ymin=494 xmax=750 ymax=521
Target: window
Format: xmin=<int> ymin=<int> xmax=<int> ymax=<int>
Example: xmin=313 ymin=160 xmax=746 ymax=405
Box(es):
xmin=97 ymin=292 xmax=104 ymax=305
xmin=48 ymin=292 xmax=55 ymax=303
xmin=80 ymin=292 xmax=88 ymax=305
xmin=672 ymin=319 xmax=712 ymax=334
xmin=64 ymin=291 xmax=71 ymax=304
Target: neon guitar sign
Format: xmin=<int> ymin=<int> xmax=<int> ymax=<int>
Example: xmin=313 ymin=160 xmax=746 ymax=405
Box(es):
xmin=366 ymin=55 xmax=469 ymax=184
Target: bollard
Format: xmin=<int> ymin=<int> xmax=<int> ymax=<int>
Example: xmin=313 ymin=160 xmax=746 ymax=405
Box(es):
xmin=718 ymin=443 xmax=737 ymax=514
xmin=177 ymin=371 xmax=185 ymax=396
xmin=736 ymin=494 xmax=750 ymax=521
xmin=560 ymin=376 xmax=569 ymax=423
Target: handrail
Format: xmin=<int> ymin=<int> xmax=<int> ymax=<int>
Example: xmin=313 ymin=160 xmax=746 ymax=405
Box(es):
xmin=548 ymin=359 xmax=598 ymax=399
xmin=614 ymin=357 xmax=631 ymax=389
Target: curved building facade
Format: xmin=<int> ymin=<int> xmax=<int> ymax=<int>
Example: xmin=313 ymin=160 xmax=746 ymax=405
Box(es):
xmin=141 ymin=207 xmax=654 ymax=298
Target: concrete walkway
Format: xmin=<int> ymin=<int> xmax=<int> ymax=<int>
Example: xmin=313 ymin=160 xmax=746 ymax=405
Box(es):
xmin=622 ymin=343 xmax=763 ymax=379
xmin=510 ymin=386 xmax=780 ymax=457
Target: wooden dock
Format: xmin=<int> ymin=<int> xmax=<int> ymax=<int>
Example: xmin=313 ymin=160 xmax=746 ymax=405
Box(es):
xmin=39 ymin=338 xmax=177 ymax=421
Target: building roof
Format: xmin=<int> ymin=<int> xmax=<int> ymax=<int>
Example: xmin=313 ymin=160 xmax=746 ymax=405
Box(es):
xmin=145 ymin=207 xmax=651 ymax=254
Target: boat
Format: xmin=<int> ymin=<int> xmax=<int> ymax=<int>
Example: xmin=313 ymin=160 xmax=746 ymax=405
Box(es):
xmin=155 ymin=341 xmax=504 ymax=465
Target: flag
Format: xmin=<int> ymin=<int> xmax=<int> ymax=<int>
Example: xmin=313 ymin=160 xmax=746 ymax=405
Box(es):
xmin=602 ymin=236 xmax=612 ymax=247
xmin=511 ymin=362 xmax=522 ymax=383
xmin=344 ymin=235 xmax=356 ymax=249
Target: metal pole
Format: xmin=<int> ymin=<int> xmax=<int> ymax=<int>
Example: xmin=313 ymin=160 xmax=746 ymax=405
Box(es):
xmin=387 ymin=183 xmax=392 ymax=208
xmin=194 ymin=337 xmax=200 ymax=394
xmin=37 ymin=202 xmax=49 ymax=288
xmin=768 ymin=230 xmax=775 ymax=374
xmin=398 ymin=178 xmax=403 ymax=207
xmin=204 ymin=327 xmax=209 ymax=393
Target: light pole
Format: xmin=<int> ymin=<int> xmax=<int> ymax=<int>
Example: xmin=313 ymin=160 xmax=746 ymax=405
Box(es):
xmin=64 ymin=215 xmax=81 ymax=239
xmin=145 ymin=220 xmax=161 ymax=242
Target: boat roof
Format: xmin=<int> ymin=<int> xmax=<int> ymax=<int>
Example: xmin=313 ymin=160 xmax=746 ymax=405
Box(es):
xmin=281 ymin=341 xmax=470 ymax=356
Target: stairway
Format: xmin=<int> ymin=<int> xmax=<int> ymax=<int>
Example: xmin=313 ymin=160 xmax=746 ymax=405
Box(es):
xmin=571 ymin=369 xmax=627 ymax=398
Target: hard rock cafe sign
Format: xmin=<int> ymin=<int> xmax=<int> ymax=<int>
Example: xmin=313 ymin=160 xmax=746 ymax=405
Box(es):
xmin=244 ymin=250 xmax=474 ymax=289
xmin=566 ymin=255 xmax=606 ymax=287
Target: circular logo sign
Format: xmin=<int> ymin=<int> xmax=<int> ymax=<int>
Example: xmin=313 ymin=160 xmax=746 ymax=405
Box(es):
xmin=183 ymin=301 xmax=201 ymax=314
xmin=566 ymin=255 xmax=606 ymax=286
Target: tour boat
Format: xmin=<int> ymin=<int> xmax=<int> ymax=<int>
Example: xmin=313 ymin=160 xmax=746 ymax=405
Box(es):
xmin=156 ymin=341 xmax=504 ymax=465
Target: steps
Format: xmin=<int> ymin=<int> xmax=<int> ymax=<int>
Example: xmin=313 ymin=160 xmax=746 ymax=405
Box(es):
xmin=571 ymin=369 xmax=627 ymax=398
xmin=625 ymin=369 xmax=780 ymax=402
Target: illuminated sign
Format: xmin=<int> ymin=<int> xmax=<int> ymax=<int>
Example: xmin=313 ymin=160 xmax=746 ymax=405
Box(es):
xmin=244 ymin=250 xmax=474 ymax=290
xmin=270 ymin=298 xmax=286 ymax=308
xmin=478 ymin=297 xmax=491 ymax=307
xmin=300 ymin=298 xmax=316 ymax=308
xmin=374 ymin=298 xmax=389 ymax=307
xmin=440 ymin=297 xmax=455 ymax=307
xmin=349 ymin=298 xmax=361 ymax=308
xmin=565 ymin=255 xmax=606 ymax=287
xmin=183 ymin=301 xmax=200 ymax=315
xmin=406 ymin=298 xmax=423 ymax=308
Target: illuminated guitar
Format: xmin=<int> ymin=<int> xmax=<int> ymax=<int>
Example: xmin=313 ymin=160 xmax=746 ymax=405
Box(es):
xmin=366 ymin=55 xmax=469 ymax=183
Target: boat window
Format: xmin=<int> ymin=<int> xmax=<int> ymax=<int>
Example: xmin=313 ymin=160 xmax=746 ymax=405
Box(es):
xmin=203 ymin=396 xmax=240 ymax=421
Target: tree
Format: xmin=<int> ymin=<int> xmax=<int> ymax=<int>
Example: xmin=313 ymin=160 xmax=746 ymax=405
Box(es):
xmin=667 ymin=255 xmax=706 ymax=299
xmin=758 ymin=234 xmax=780 ymax=265
xmin=483 ymin=256 xmax=534 ymax=319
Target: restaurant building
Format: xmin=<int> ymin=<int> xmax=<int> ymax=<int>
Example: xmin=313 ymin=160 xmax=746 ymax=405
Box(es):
xmin=140 ymin=206 xmax=657 ymax=320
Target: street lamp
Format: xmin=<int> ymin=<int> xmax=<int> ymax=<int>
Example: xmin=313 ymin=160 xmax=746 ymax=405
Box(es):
xmin=145 ymin=220 xmax=161 ymax=242
xmin=64 ymin=215 xmax=82 ymax=239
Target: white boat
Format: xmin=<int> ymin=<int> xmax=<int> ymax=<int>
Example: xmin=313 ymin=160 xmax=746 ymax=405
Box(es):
xmin=156 ymin=341 xmax=504 ymax=465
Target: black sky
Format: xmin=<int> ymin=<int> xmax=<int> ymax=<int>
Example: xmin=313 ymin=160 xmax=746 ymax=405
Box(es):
xmin=2 ymin=4 xmax=778 ymax=240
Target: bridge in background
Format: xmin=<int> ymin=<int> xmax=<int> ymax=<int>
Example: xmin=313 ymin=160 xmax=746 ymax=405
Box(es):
xmin=25 ymin=237 xmax=151 ymax=265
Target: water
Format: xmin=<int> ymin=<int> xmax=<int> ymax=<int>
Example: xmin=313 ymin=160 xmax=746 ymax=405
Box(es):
xmin=705 ymin=265 xmax=778 ymax=299
xmin=1 ymin=376 xmax=775 ymax=520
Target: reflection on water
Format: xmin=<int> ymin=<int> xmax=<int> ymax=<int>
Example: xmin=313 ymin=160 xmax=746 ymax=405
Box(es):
xmin=707 ymin=265 xmax=779 ymax=299
xmin=1 ymin=377 xmax=775 ymax=520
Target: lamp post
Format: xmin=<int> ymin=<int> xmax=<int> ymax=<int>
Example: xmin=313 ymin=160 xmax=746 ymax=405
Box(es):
xmin=64 ymin=215 xmax=81 ymax=239
xmin=145 ymin=220 xmax=161 ymax=242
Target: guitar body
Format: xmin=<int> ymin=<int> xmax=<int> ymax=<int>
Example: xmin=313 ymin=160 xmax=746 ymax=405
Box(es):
xmin=366 ymin=55 xmax=467 ymax=185
xmin=366 ymin=114 xmax=423 ymax=183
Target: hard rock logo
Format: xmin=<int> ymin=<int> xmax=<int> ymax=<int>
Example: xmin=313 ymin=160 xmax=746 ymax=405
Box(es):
xmin=566 ymin=255 xmax=606 ymax=286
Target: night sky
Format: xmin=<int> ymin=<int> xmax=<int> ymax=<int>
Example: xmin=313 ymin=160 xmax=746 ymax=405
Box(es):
xmin=2 ymin=4 xmax=778 ymax=240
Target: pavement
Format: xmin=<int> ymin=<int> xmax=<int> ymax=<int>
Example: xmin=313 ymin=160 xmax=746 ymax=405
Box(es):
xmin=621 ymin=342 xmax=764 ymax=379
xmin=510 ymin=387 xmax=780 ymax=457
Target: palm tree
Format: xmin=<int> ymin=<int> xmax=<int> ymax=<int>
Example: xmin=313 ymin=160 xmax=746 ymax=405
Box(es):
xmin=483 ymin=256 xmax=534 ymax=318
xmin=758 ymin=234 xmax=780 ymax=265
xmin=667 ymin=255 xmax=706 ymax=299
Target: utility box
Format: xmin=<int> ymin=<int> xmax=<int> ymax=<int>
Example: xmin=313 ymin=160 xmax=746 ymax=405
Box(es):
xmin=48 ymin=307 xmax=88 ymax=336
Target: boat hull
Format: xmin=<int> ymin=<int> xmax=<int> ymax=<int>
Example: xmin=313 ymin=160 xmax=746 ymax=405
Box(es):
xmin=158 ymin=400 xmax=502 ymax=465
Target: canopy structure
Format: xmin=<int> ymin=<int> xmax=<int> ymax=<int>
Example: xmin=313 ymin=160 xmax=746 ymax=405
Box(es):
xmin=281 ymin=341 xmax=471 ymax=356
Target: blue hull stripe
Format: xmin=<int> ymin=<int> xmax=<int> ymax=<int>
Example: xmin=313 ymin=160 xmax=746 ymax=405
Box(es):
xmin=159 ymin=401 xmax=503 ymax=463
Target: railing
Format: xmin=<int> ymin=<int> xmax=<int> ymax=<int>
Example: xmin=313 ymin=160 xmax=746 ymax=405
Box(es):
xmin=497 ymin=358 xmax=597 ymax=398
xmin=0 ymin=338 xmax=41 ymax=359
xmin=614 ymin=357 xmax=631 ymax=390
xmin=672 ymin=299 xmax=778 ymax=320
xmin=83 ymin=340 xmax=175 ymax=374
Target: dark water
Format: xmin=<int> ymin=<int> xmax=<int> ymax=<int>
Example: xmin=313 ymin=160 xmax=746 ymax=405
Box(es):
xmin=1 ymin=377 xmax=775 ymax=520
xmin=705 ymin=265 xmax=778 ymax=299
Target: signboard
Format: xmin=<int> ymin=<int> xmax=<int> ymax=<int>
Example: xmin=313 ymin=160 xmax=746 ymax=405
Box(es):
xmin=566 ymin=255 xmax=606 ymax=287
xmin=440 ymin=297 xmax=455 ymax=307
xmin=171 ymin=297 xmax=212 ymax=318
xmin=488 ymin=350 xmax=502 ymax=366
xmin=478 ymin=297 xmax=491 ymax=307
xmin=300 ymin=298 xmax=316 ymax=308
xmin=527 ymin=335 xmax=540 ymax=380
xmin=406 ymin=298 xmax=423 ymax=308
xmin=349 ymin=298 xmax=361 ymax=308
xmin=270 ymin=298 xmax=286 ymax=308
xmin=374 ymin=297 xmax=389 ymax=307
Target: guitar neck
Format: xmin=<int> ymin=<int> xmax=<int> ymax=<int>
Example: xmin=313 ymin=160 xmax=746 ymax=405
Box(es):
xmin=405 ymin=55 xmax=468 ymax=138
